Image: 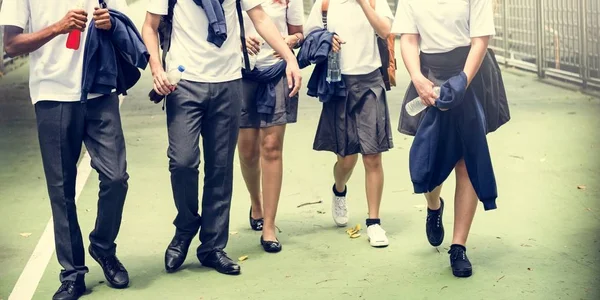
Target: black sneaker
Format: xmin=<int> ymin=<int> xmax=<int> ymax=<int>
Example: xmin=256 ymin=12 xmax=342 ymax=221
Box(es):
xmin=448 ymin=244 xmax=473 ymax=277
xmin=52 ymin=280 xmax=86 ymax=300
xmin=426 ymin=198 xmax=445 ymax=247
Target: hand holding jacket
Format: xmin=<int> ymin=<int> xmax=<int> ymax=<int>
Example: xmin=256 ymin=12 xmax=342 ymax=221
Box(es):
xmin=435 ymin=71 xmax=468 ymax=111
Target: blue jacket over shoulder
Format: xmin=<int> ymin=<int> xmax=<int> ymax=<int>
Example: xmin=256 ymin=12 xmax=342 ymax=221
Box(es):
xmin=297 ymin=28 xmax=346 ymax=103
xmin=194 ymin=0 xmax=227 ymax=47
xmin=81 ymin=9 xmax=149 ymax=101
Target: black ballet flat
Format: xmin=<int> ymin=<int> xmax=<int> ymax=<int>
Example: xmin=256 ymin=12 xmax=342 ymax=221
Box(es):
xmin=249 ymin=207 xmax=263 ymax=231
xmin=260 ymin=236 xmax=282 ymax=253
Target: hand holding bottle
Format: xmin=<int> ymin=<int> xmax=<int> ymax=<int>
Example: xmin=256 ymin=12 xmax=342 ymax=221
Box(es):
xmin=55 ymin=9 xmax=88 ymax=35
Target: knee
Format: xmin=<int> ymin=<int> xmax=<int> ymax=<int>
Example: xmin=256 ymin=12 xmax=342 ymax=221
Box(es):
xmin=101 ymin=172 xmax=129 ymax=189
xmin=362 ymin=154 xmax=382 ymax=170
xmin=238 ymin=143 xmax=260 ymax=166
xmin=169 ymin=152 xmax=200 ymax=172
xmin=261 ymin=137 xmax=283 ymax=162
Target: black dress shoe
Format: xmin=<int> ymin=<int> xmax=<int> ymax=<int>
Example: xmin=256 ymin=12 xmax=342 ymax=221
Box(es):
xmin=448 ymin=244 xmax=473 ymax=277
xmin=88 ymin=246 xmax=129 ymax=289
xmin=200 ymin=250 xmax=241 ymax=275
xmin=426 ymin=198 xmax=445 ymax=247
xmin=249 ymin=207 xmax=264 ymax=231
xmin=52 ymin=280 xmax=86 ymax=300
xmin=164 ymin=236 xmax=193 ymax=273
xmin=260 ymin=236 xmax=282 ymax=253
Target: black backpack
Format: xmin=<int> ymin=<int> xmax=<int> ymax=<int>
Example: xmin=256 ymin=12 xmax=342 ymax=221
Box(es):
xmin=157 ymin=0 xmax=251 ymax=71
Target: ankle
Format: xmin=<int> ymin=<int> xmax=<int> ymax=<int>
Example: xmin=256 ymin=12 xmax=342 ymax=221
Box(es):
xmin=366 ymin=218 xmax=381 ymax=227
xmin=333 ymin=184 xmax=347 ymax=196
xmin=427 ymin=198 xmax=442 ymax=210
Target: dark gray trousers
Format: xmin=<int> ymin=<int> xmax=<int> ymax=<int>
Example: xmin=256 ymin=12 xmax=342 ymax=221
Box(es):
xmin=35 ymin=93 xmax=128 ymax=282
xmin=165 ymin=79 xmax=242 ymax=261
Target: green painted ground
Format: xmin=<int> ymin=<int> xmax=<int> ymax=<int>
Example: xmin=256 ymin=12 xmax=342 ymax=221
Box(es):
xmin=1 ymin=1 xmax=599 ymax=299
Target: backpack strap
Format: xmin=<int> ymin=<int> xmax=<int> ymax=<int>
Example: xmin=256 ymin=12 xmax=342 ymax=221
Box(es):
xmin=321 ymin=0 xmax=329 ymax=30
xmin=236 ymin=0 xmax=251 ymax=71
xmin=161 ymin=0 xmax=177 ymax=68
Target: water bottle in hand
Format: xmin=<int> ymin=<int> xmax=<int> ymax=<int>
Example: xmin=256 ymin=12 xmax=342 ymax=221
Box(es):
xmin=149 ymin=65 xmax=185 ymax=103
xmin=66 ymin=1 xmax=85 ymax=50
xmin=326 ymin=50 xmax=341 ymax=83
xmin=405 ymin=86 xmax=441 ymax=116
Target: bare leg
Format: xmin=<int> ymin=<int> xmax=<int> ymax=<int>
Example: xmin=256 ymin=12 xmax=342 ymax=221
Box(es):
xmin=362 ymin=154 xmax=383 ymax=219
xmin=452 ymin=159 xmax=478 ymax=246
xmin=237 ymin=128 xmax=262 ymax=219
xmin=259 ymin=125 xmax=286 ymax=242
xmin=425 ymin=185 xmax=443 ymax=209
xmin=334 ymin=154 xmax=359 ymax=192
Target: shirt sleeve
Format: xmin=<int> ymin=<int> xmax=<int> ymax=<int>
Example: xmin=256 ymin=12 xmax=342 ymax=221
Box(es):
xmin=242 ymin=0 xmax=266 ymax=12
xmin=0 ymin=0 xmax=29 ymax=29
xmin=303 ymin=0 xmax=324 ymax=36
xmin=390 ymin=0 xmax=418 ymax=35
xmin=286 ymin=0 xmax=304 ymax=26
xmin=470 ymin=0 xmax=496 ymax=37
xmin=147 ymin=0 xmax=168 ymax=15
xmin=374 ymin=0 xmax=394 ymax=21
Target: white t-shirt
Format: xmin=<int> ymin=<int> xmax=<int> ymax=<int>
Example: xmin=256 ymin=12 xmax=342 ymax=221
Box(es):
xmin=0 ymin=0 xmax=129 ymax=104
xmin=304 ymin=0 xmax=393 ymax=76
xmin=148 ymin=0 xmax=264 ymax=83
xmin=242 ymin=0 xmax=304 ymax=70
xmin=391 ymin=0 xmax=496 ymax=54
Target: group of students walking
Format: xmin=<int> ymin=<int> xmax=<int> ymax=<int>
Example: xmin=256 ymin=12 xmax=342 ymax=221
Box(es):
xmin=0 ymin=0 xmax=510 ymax=299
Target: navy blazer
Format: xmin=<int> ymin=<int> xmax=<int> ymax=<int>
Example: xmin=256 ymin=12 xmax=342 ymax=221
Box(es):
xmin=81 ymin=9 xmax=149 ymax=101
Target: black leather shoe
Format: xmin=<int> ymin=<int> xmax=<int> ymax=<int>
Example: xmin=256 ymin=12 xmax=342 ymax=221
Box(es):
xmin=448 ymin=244 xmax=473 ymax=277
xmin=260 ymin=236 xmax=282 ymax=253
xmin=164 ymin=236 xmax=193 ymax=273
xmin=249 ymin=207 xmax=263 ymax=231
xmin=426 ymin=198 xmax=445 ymax=247
xmin=52 ymin=280 xmax=86 ymax=300
xmin=200 ymin=250 xmax=241 ymax=275
xmin=88 ymin=246 xmax=129 ymax=289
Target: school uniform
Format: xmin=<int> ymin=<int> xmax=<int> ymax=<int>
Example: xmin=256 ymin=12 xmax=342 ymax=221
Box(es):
xmin=304 ymin=0 xmax=395 ymax=157
xmin=147 ymin=0 xmax=263 ymax=270
xmin=392 ymin=0 xmax=511 ymax=277
xmin=392 ymin=0 xmax=510 ymax=206
xmin=0 ymin=0 xmax=132 ymax=289
xmin=239 ymin=0 xmax=303 ymax=128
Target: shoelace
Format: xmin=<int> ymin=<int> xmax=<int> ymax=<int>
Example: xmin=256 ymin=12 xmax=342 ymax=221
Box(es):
xmin=427 ymin=211 xmax=442 ymax=227
xmin=101 ymin=256 xmax=126 ymax=273
xmin=449 ymin=248 xmax=467 ymax=261
xmin=334 ymin=197 xmax=347 ymax=215
xmin=57 ymin=281 xmax=77 ymax=294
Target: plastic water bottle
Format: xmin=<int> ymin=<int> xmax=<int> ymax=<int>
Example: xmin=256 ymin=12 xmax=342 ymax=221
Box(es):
xmin=148 ymin=65 xmax=185 ymax=103
xmin=405 ymin=86 xmax=441 ymax=116
xmin=66 ymin=1 xmax=85 ymax=50
xmin=326 ymin=51 xmax=341 ymax=83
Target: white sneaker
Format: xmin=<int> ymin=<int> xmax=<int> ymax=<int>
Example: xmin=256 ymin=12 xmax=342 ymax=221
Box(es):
xmin=332 ymin=191 xmax=349 ymax=227
xmin=367 ymin=224 xmax=389 ymax=247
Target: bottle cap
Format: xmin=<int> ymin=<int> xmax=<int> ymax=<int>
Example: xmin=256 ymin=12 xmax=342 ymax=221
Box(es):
xmin=177 ymin=65 xmax=185 ymax=72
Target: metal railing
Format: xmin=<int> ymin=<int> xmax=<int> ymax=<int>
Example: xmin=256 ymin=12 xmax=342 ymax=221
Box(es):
xmin=489 ymin=0 xmax=599 ymax=89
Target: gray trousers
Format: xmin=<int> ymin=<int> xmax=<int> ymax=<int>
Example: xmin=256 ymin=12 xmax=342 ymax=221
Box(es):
xmin=35 ymin=93 xmax=128 ymax=282
xmin=165 ymin=79 xmax=242 ymax=261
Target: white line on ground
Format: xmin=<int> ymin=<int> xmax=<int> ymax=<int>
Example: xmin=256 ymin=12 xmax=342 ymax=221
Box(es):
xmin=8 ymin=96 xmax=125 ymax=300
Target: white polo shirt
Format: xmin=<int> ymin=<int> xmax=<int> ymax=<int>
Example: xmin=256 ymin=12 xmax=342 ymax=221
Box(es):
xmin=392 ymin=0 xmax=496 ymax=54
xmin=242 ymin=0 xmax=304 ymax=70
xmin=304 ymin=0 xmax=394 ymax=76
xmin=148 ymin=0 xmax=264 ymax=83
xmin=0 ymin=0 xmax=129 ymax=104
